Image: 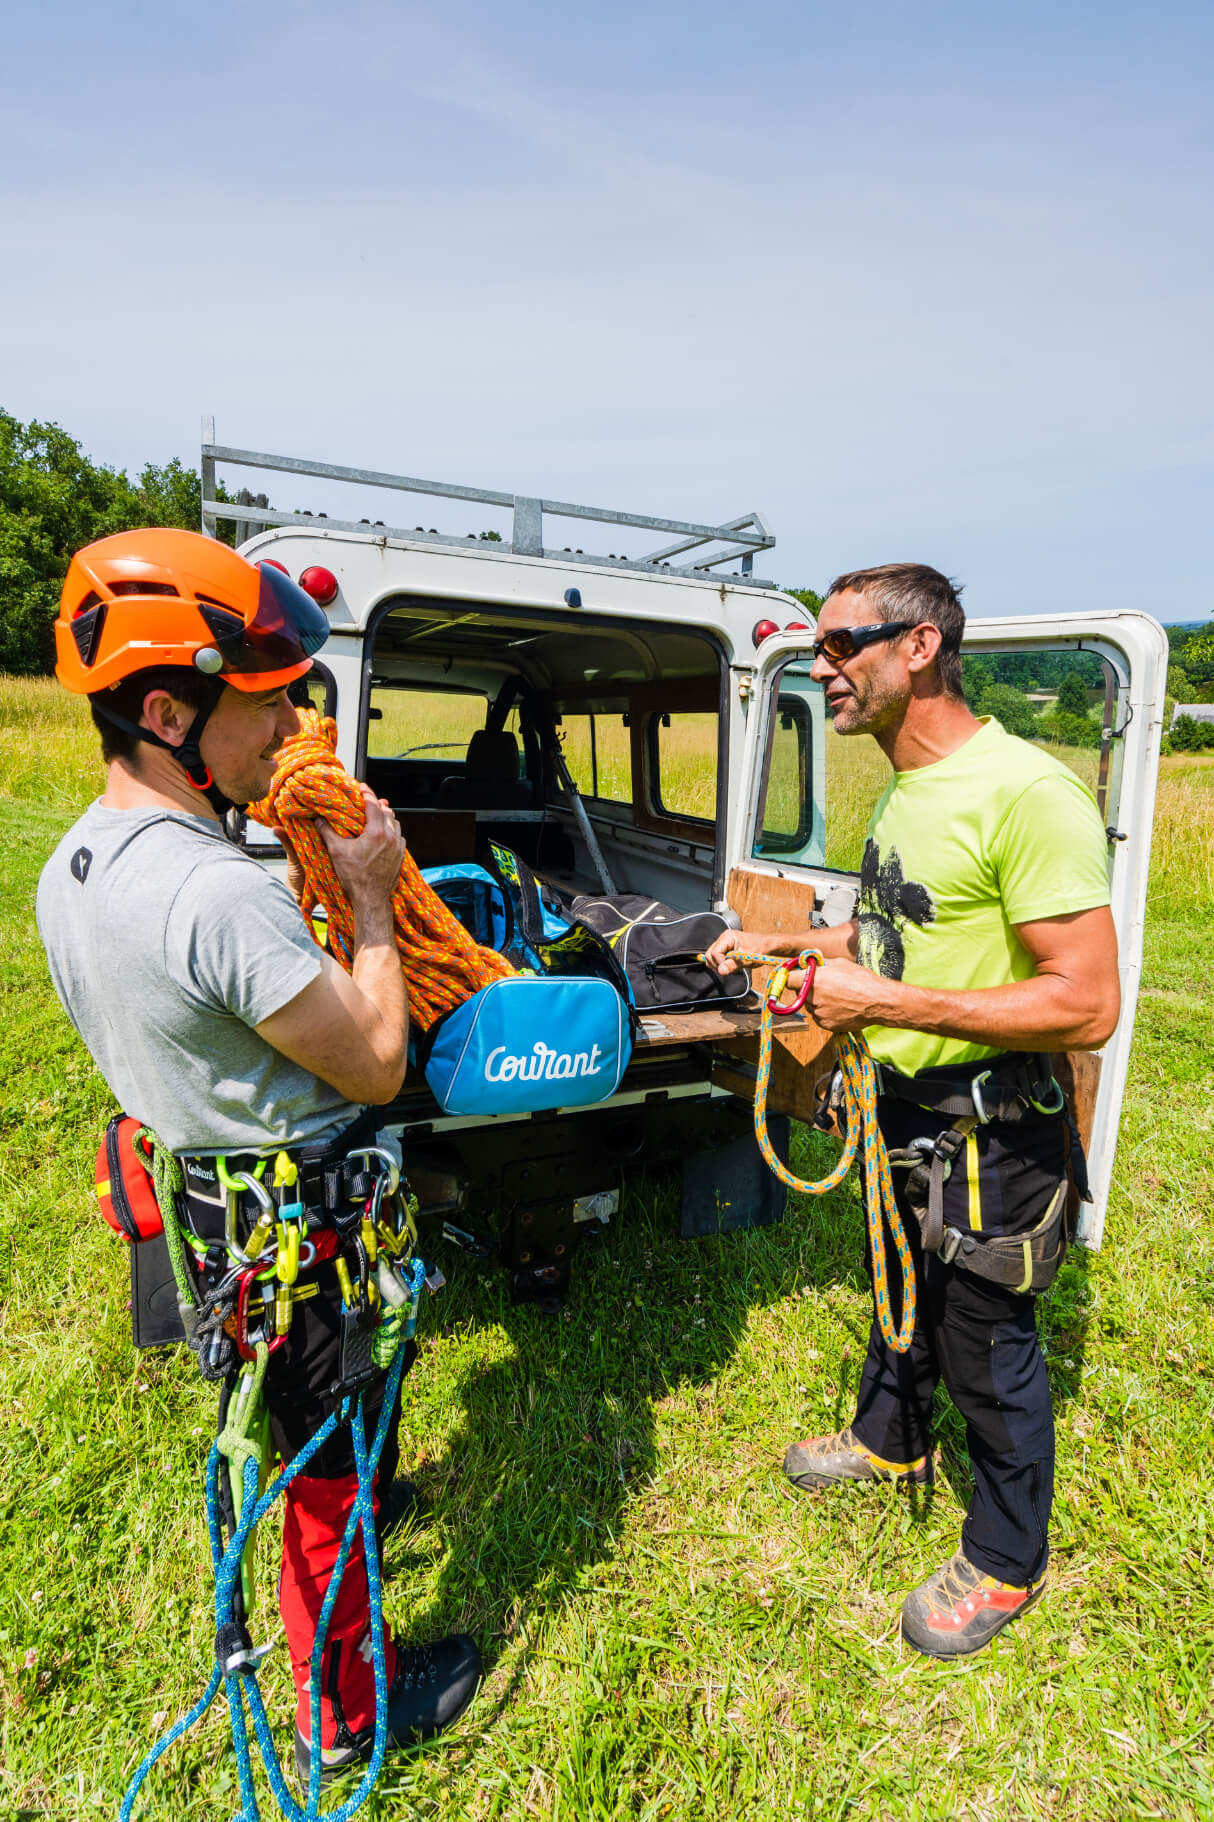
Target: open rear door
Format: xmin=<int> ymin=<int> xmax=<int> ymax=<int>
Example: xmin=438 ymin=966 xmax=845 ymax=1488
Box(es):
xmin=723 ymin=610 xmax=1168 ymax=1247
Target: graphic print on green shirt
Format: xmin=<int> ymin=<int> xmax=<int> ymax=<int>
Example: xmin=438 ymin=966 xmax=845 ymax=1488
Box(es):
xmin=854 ymin=717 xmax=1112 ymax=1077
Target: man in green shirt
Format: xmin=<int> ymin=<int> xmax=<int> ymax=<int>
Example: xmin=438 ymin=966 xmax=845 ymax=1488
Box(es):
xmin=707 ymin=563 xmax=1119 ymax=1657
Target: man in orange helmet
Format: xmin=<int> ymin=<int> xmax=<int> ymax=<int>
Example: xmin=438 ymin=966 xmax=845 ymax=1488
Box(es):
xmin=36 ymin=529 xmax=480 ymax=1785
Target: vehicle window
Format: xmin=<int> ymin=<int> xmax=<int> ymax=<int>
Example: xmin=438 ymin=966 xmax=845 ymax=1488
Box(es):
xmin=652 ymin=712 xmax=718 ymax=823
xmin=559 ymin=713 xmax=632 ymax=803
xmin=750 ymin=665 xmax=825 ymax=865
xmin=755 ymin=694 xmax=813 ymax=857
xmin=367 ymin=686 xmax=488 ymax=761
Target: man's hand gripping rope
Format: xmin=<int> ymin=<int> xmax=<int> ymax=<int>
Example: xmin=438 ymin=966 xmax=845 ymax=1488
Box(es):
xmin=723 ymin=949 xmax=918 ymax=1356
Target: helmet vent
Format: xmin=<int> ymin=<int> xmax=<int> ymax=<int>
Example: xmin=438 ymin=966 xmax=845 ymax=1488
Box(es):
xmin=108 ymin=580 xmax=180 ymax=598
xmin=69 ymin=603 xmax=108 ymax=668
xmin=198 ymin=601 xmax=245 ymax=647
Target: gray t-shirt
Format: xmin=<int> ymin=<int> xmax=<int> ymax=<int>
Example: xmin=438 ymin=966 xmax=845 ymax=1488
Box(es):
xmin=36 ymin=803 xmax=360 ymax=1155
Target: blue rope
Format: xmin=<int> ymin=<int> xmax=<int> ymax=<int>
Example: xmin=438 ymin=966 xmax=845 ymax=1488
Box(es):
xmin=120 ymin=1341 xmax=408 ymax=1822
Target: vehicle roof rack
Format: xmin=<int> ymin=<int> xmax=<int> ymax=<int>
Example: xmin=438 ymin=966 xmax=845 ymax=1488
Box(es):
xmin=201 ymin=417 xmax=778 ymax=586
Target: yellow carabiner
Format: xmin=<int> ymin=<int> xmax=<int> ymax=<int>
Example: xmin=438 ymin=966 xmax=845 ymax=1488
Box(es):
xmin=275 ymin=1220 xmax=301 ymax=1287
xmin=272 ymin=1151 xmax=298 ymax=1191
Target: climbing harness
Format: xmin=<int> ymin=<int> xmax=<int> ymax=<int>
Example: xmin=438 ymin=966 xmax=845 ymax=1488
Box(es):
xmin=120 ymin=1129 xmax=434 ymax=1822
xmin=248 ymin=709 xmax=514 ymax=1031
xmin=731 ymin=950 xmax=1079 ymax=1335
xmin=730 ymin=949 xmax=918 ymax=1355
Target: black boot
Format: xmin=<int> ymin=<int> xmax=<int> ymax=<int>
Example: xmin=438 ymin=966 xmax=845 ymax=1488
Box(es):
xmin=293 ymin=1633 xmax=482 ymax=1788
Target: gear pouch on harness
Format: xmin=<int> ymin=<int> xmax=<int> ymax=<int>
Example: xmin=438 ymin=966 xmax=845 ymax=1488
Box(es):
xmin=413 ymin=846 xmax=635 ymax=1116
xmin=95 ymin=1114 xmax=164 ymax=1241
xmin=570 ymin=894 xmax=752 ymax=1012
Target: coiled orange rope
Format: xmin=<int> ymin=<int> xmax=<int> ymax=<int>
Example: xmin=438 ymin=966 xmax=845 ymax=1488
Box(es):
xmin=249 ymin=709 xmax=514 ymax=1031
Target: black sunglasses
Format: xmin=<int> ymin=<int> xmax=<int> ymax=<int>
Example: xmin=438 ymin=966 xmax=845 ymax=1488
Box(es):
xmin=811 ymin=621 xmax=911 ymax=663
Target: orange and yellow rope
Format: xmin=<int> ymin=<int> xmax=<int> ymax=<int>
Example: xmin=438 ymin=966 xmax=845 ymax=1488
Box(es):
xmin=249 ymin=709 xmax=513 ymax=1032
xmin=733 ymin=949 xmax=917 ymax=1354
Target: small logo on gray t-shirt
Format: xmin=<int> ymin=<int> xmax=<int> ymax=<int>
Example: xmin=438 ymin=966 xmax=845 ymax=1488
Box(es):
xmin=70 ymin=847 xmax=93 ymax=884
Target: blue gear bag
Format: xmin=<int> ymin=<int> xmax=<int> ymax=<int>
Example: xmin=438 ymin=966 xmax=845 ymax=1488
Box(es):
xmin=414 ymin=846 xmax=635 ymax=1116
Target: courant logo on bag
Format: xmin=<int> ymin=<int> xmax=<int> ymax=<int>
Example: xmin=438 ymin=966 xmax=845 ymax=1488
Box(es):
xmin=484 ymin=1040 xmax=606 ymax=1084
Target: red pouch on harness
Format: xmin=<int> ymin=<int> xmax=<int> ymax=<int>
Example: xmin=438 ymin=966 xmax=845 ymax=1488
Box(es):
xmin=95 ymin=1115 xmax=164 ymax=1242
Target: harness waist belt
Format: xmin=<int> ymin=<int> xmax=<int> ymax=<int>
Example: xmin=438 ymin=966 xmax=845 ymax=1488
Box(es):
xmin=875 ymin=1051 xmax=1059 ymax=1123
xmin=180 ymin=1108 xmax=379 ymax=1236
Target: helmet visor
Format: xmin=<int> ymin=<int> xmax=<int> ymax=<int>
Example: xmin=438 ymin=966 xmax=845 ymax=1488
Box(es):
xmin=204 ymin=563 xmax=331 ymax=681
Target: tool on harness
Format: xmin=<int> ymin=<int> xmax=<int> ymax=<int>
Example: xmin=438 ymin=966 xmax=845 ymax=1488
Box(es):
xmin=723 ymin=948 xmax=919 ymax=1355
xmin=95 ymin=1116 xmax=165 ymax=1241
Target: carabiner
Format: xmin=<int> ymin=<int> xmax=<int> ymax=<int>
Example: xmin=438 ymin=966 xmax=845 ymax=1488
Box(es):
xmin=768 ymin=951 xmax=819 ymax=1016
xmin=1030 ymin=1077 xmax=1066 ymax=1117
xmin=346 ymin=1144 xmax=400 ymax=1198
xmin=224 ymin=1170 xmax=275 ymax=1267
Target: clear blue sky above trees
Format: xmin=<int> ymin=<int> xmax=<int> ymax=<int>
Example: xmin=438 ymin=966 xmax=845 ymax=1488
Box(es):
xmin=1 ymin=0 xmax=1211 ymax=619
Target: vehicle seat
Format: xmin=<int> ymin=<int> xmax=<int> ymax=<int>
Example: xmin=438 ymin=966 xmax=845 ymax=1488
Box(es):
xmin=434 ymin=731 xmax=534 ymax=809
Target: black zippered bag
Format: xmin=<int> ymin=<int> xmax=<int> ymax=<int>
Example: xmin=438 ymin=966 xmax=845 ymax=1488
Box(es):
xmin=569 ymin=895 xmax=750 ymax=1013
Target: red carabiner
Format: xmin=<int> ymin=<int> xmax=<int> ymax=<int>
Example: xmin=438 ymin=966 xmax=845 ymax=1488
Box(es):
xmin=767 ymin=951 xmax=818 ymax=1017
xmin=235 ymin=1266 xmax=287 ymax=1360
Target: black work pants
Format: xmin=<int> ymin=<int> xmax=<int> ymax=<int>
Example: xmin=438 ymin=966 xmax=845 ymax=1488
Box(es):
xmin=850 ymin=1095 xmax=1064 ymax=1586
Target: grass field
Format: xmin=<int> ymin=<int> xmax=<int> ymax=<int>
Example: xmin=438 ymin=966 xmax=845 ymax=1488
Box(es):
xmin=2 ymin=679 xmax=1213 ymax=1821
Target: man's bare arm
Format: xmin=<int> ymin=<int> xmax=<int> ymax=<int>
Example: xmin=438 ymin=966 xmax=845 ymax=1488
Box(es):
xmin=703 ymin=920 xmax=858 ymax=976
xmin=256 ymin=790 xmax=409 ymax=1104
xmin=803 ymin=904 xmax=1120 ymax=1052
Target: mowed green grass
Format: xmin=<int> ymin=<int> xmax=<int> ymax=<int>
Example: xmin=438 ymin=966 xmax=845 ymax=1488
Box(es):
xmin=2 ymin=680 xmax=1213 ymax=1821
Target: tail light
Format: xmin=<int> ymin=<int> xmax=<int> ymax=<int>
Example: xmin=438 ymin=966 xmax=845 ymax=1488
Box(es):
xmin=298 ymin=565 xmax=339 ymax=607
xmin=752 ymin=619 xmax=779 ymax=645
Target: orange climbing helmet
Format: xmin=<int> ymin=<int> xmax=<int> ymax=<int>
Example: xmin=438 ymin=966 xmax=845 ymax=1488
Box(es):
xmin=55 ymin=527 xmax=330 ymax=696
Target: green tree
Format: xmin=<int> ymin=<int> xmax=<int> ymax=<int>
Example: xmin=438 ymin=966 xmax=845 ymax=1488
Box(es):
xmin=785 ymin=587 xmax=824 ymax=617
xmin=1170 ymin=714 xmax=1214 ymax=753
xmin=0 ymin=412 xmax=219 ymax=675
xmin=961 ymin=655 xmax=993 ymax=712
xmin=1056 ymin=671 xmax=1091 ymax=717
xmin=1037 ymin=708 xmax=1101 ymax=749
xmin=977 ymin=682 xmax=1039 ymax=739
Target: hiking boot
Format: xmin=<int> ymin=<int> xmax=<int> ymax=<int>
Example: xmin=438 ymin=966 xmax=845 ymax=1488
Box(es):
xmin=783 ymin=1425 xmax=932 ymax=1494
xmin=293 ymin=1632 xmax=482 ymax=1788
xmin=901 ymin=1550 xmax=1047 ymax=1658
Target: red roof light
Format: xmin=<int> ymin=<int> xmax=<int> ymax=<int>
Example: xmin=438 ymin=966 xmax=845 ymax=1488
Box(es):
xmin=752 ymin=618 xmax=779 ymax=645
xmin=259 ymin=559 xmax=289 ymax=575
xmin=298 ymin=565 xmax=339 ymax=607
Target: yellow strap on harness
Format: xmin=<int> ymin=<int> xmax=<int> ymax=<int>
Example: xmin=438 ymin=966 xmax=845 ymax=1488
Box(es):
xmin=728 ymin=949 xmax=918 ymax=1355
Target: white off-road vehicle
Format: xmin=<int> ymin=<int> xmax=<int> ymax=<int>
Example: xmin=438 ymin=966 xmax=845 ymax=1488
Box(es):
xmin=202 ymin=424 xmax=1167 ymax=1308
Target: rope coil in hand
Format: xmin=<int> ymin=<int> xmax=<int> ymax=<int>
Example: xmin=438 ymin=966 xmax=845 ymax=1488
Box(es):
xmin=249 ymin=709 xmax=513 ymax=1031
xmin=730 ymin=949 xmax=917 ymax=1355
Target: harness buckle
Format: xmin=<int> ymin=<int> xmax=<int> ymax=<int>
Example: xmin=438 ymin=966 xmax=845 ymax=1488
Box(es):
xmin=938 ymin=1226 xmax=963 ymax=1266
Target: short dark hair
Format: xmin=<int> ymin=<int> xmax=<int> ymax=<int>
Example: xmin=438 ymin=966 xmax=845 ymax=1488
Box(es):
xmin=825 ymin=563 xmax=965 ymax=697
xmin=89 ymin=667 xmax=214 ymax=765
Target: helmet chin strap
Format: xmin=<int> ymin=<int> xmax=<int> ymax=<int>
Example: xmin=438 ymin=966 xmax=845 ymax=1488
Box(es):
xmin=91 ymin=684 xmax=245 ymax=817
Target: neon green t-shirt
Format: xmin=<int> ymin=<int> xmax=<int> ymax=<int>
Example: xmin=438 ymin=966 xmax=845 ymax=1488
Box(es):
xmin=855 ymin=717 xmax=1112 ymax=1076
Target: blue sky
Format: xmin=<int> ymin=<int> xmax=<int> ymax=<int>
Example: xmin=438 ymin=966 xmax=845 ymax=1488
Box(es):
xmin=2 ymin=0 xmax=1211 ymax=616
